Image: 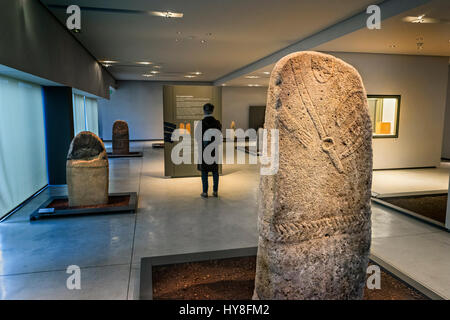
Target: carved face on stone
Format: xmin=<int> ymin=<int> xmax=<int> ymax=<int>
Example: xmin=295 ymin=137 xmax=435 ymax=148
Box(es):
xmin=311 ymin=55 xmax=335 ymax=83
xmin=67 ymin=131 xmax=107 ymax=161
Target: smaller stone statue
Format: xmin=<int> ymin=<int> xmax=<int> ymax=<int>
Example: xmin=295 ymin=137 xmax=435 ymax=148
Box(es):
xmin=230 ymin=120 xmax=236 ymax=141
xmin=112 ymin=120 xmax=130 ymax=155
xmin=66 ymin=131 xmax=109 ymax=207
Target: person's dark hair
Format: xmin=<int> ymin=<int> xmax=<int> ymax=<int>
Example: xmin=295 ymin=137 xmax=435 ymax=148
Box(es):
xmin=203 ymin=103 xmax=214 ymax=115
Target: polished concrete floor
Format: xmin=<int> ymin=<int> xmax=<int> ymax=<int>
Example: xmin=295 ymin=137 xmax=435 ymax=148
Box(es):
xmin=0 ymin=142 xmax=449 ymax=299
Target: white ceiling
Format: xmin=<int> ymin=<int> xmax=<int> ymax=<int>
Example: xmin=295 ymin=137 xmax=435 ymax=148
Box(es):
xmin=226 ymin=0 xmax=450 ymax=87
xmin=41 ymin=0 xmax=378 ymax=82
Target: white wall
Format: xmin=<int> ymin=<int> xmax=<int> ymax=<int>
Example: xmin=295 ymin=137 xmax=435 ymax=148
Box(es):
xmin=98 ymin=53 xmax=449 ymax=170
xmin=98 ymin=81 xmax=267 ymax=140
xmin=222 ymin=86 xmax=268 ymax=130
xmin=441 ymin=66 xmax=450 ymax=160
xmin=98 ymin=81 xmax=164 ymax=140
xmin=331 ymin=52 xmax=448 ymax=169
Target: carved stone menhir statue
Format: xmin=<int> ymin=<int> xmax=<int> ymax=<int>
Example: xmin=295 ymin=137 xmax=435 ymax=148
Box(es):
xmin=112 ymin=120 xmax=130 ymax=154
xmin=254 ymin=51 xmax=373 ymax=300
xmin=67 ymin=131 xmax=109 ymax=207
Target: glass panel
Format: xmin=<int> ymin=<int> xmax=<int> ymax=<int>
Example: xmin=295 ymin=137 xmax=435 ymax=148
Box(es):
xmin=0 ymin=75 xmax=48 ymax=217
xmin=72 ymin=94 xmax=86 ymax=135
xmin=85 ymin=97 xmax=99 ymax=136
xmin=367 ymin=96 xmax=400 ymax=138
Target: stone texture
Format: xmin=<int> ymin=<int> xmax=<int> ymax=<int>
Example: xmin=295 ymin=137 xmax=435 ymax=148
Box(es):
xmin=112 ymin=120 xmax=130 ymax=154
xmin=254 ymin=51 xmax=373 ymax=300
xmin=67 ymin=131 xmax=109 ymax=207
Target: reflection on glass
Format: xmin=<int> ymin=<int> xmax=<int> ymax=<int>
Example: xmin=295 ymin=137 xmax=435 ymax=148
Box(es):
xmin=367 ymin=96 xmax=400 ymax=138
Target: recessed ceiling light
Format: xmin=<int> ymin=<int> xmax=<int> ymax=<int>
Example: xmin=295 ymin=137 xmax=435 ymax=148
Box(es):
xmin=99 ymin=60 xmax=118 ymax=64
xmin=103 ymin=64 xmax=111 ymax=68
xmin=153 ymin=65 xmax=162 ymax=69
xmin=142 ymin=74 xmax=154 ymax=77
xmin=149 ymin=11 xmax=183 ymax=18
xmin=200 ymin=40 xmax=207 ymax=44
xmin=184 ymin=75 xmax=196 ymax=78
xmin=190 ymin=71 xmax=202 ymax=75
xmin=137 ymin=61 xmax=152 ymax=65
xmin=402 ymin=14 xmax=441 ymax=24
xmin=150 ymin=70 xmax=160 ymax=74
xmin=262 ymin=71 xmax=270 ymax=75
xmin=248 ymin=84 xmax=260 ymax=87
xmin=245 ymin=75 xmax=260 ymax=79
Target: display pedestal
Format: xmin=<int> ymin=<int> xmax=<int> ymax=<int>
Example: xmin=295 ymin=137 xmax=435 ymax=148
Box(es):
xmin=30 ymin=192 xmax=138 ymax=220
xmin=107 ymin=151 xmax=143 ymax=158
xmin=140 ymin=247 xmax=429 ymax=300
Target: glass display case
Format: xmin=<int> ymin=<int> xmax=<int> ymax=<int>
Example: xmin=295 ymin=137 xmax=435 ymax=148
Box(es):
xmin=367 ymin=95 xmax=400 ymax=138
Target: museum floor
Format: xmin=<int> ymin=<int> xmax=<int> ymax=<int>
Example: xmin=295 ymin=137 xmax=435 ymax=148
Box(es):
xmin=0 ymin=142 xmax=449 ymax=299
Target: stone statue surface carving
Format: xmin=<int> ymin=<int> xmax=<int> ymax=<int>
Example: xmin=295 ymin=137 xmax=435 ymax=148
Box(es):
xmin=112 ymin=120 xmax=130 ymax=154
xmin=67 ymin=131 xmax=109 ymax=207
xmin=254 ymin=51 xmax=373 ymax=300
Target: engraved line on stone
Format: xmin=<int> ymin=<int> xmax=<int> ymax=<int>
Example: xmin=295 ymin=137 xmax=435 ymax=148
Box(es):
xmin=279 ymin=113 xmax=313 ymax=148
xmin=263 ymin=213 xmax=370 ymax=243
xmin=290 ymin=60 xmax=344 ymax=173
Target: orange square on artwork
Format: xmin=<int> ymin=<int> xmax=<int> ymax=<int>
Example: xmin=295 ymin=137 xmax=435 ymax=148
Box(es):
xmin=376 ymin=122 xmax=391 ymax=134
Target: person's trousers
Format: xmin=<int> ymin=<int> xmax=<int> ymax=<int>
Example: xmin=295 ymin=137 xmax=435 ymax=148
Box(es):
xmin=201 ymin=169 xmax=219 ymax=193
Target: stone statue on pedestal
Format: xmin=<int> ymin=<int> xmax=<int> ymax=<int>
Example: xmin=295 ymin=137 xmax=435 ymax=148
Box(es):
xmin=112 ymin=120 xmax=130 ymax=155
xmin=67 ymin=131 xmax=109 ymax=207
xmin=254 ymin=51 xmax=373 ymax=300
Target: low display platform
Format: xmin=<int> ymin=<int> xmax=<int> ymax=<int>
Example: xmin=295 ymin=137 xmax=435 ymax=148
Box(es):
xmin=30 ymin=192 xmax=138 ymax=221
xmin=140 ymin=247 xmax=436 ymax=300
xmin=372 ymin=191 xmax=448 ymax=230
xmin=107 ymin=152 xmax=143 ymax=158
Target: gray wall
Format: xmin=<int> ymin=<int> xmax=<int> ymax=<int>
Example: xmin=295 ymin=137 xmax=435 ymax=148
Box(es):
xmin=0 ymin=0 xmax=115 ymax=98
xmin=98 ymin=53 xmax=449 ymax=170
xmin=332 ymin=52 xmax=448 ymax=169
xmin=98 ymin=81 xmax=164 ymax=140
xmin=222 ymin=86 xmax=268 ymax=130
xmin=442 ymin=66 xmax=450 ymax=160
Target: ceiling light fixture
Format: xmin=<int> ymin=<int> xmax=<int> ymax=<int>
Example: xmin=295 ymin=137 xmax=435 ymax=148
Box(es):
xmin=153 ymin=65 xmax=162 ymax=69
xmin=137 ymin=61 xmax=152 ymax=65
xmin=248 ymin=84 xmax=260 ymax=87
xmin=142 ymin=74 xmax=154 ymax=77
xmin=99 ymin=60 xmax=118 ymax=64
xmin=190 ymin=72 xmax=202 ymax=75
xmin=402 ymin=14 xmax=443 ymax=24
xmin=150 ymin=70 xmax=160 ymax=74
xmin=184 ymin=75 xmax=196 ymax=78
xmin=200 ymin=40 xmax=207 ymax=44
xmin=245 ymin=75 xmax=260 ymax=79
xmin=149 ymin=11 xmax=183 ymax=18
xmin=262 ymin=71 xmax=270 ymax=75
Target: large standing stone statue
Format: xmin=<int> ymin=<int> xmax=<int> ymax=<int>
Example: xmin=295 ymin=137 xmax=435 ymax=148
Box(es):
xmin=112 ymin=120 xmax=130 ymax=154
xmin=254 ymin=51 xmax=373 ymax=300
xmin=67 ymin=131 xmax=109 ymax=207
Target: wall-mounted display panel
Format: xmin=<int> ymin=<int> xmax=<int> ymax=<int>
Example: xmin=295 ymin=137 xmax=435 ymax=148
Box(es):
xmin=163 ymin=85 xmax=222 ymax=178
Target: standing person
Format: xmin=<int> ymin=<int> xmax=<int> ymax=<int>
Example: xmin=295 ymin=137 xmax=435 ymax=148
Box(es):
xmin=197 ymin=103 xmax=222 ymax=198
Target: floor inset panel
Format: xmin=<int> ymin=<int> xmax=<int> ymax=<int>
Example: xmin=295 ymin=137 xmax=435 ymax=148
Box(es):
xmin=378 ymin=194 xmax=447 ymax=224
